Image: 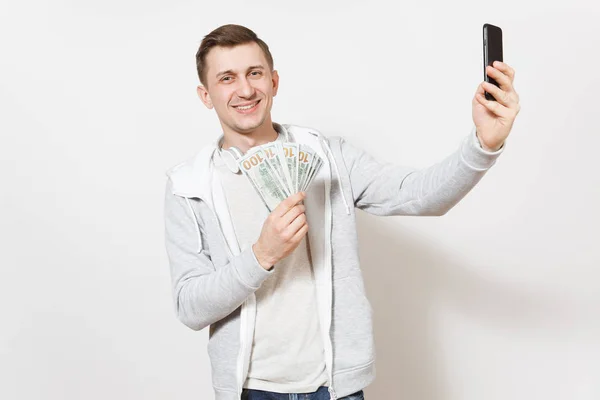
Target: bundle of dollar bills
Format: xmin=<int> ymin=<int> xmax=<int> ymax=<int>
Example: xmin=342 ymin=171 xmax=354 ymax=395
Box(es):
xmin=237 ymin=142 xmax=323 ymax=212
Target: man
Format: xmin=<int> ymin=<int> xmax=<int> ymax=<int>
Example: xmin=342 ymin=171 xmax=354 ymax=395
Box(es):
xmin=164 ymin=24 xmax=520 ymax=400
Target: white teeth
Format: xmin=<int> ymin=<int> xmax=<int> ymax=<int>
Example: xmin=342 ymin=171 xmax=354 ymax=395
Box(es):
xmin=234 ymin=101 xmax=258 ymax=110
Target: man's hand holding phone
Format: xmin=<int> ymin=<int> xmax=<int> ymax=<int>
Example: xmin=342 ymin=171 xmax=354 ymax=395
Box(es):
xmin=473 ymin=60 xmax=521 ymax=152
xmin=472 ymin=24 xmax=521 ymax=152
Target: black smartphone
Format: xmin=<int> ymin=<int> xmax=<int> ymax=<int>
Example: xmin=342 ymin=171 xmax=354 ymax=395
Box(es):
xmin=483 ymin=23 xmax=503 ymax=101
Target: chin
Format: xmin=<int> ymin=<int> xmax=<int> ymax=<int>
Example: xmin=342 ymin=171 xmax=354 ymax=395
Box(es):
xmin=234 ymin=116 xmax=267 ymax=133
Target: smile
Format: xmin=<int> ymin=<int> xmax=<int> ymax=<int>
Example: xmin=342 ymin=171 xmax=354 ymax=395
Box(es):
xmin=232 ymin=100 xmax=260 ymax=114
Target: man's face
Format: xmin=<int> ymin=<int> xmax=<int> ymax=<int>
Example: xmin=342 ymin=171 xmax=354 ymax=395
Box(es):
xmin=197 ymin=42 xmax=279 ymax=135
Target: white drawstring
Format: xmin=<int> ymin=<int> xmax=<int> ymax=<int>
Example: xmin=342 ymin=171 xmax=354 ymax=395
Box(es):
xmin=320 ymin=136 xmax=351 ymax=215
xmin=185 ymin=197 xmax=203 ymax=253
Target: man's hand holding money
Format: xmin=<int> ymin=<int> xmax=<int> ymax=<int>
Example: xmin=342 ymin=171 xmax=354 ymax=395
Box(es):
xmin=252 ymin=191 xmax=308 ymax=271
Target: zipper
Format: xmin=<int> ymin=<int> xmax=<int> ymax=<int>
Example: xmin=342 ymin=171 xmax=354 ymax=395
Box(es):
xmin=236 ymin=299 xmax=248 ymax=398
xmin=180 ymin=194 xmax=246 ymax=396
xmin=208 ymin=195 xmax=248 ymax=397
xmin=328 ymin=386 xmax=338 ymax=400
xmin=207 ymin=171 xmax=248 ymax=397
xmin=318 ymin=134 xmax=337 ymax=400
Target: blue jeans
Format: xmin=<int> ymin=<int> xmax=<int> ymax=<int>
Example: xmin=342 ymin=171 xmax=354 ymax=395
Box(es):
xmin=241 ymin=386 xmax=364 ymax=400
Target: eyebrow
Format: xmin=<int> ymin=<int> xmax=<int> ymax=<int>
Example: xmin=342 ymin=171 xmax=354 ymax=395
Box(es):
xmin=215 ymin=65 xmax=265 ymax=79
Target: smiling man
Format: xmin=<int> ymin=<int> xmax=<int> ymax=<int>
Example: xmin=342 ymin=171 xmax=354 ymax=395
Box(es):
xmin=196 ymin=40 xmax=279 ymax=153
xmin=164 ymin=24 xmax=520 ymax=400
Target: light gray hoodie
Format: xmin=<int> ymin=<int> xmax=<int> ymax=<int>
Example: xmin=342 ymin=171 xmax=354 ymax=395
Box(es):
xmin=164 ymin=123 xmax=504 ymax=400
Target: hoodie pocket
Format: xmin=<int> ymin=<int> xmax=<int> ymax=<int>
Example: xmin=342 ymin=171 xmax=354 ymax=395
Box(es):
xmin=206 ymin=313 xmax=240 ymax=392
xmin=332 ymin=275 xmax=375 ymax=372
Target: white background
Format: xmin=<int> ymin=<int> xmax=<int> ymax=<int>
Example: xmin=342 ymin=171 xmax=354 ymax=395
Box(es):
xmin=1 ymin=1 xmax=599 ymax=399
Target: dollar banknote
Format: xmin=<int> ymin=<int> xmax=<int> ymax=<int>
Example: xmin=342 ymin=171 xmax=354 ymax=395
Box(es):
xmin=302 ymin=156 xmax=322 ymax=192
xmin=301 ymin=150 xmax=317 ymax=192
xmin=258 ymin=141 xmax=294 ymax=196
xmin=237 ymin=141 xmax=323 ymax=211
xmin=238 ymin=148 xmax=289 ymax=212
xmin=283 ymin=143 xmax=299 ymax=192
xmin=297 ymin=144 xmax=316 ymax=193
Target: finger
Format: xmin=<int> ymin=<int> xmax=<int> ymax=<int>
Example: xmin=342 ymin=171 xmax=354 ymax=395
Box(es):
xmin=289 ymin=221 xmax=309 ymax=243
xmin=486 ymin=65 xmax=514 ymax=93
xmin=475 ymin=80 xmax=486 ymax=96
xmin=280 ymin=204 xmax=306 ymax=227
xmin=493 ymin=61 xmax=515 ymax=82
xmin=475 ymin=91 xmax=512 ymax=119
xmin=481 ymin=81 xmax=513 ymax=108
xmin=274 ymin=191 xmax=306 ymax=217
xmin=284 ymin=212 xmax=307 ymax=239
xmin=478 ymin=79 xmax=519 ymax=106
xmin=491 ymin=62 xmax=519 ymax=103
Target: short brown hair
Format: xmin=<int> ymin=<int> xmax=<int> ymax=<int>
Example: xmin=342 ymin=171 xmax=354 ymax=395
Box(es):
xmin=196 ymin=24 xmax=274 ymax=87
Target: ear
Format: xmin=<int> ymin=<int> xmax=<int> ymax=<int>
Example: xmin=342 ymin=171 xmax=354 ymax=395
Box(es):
xmin=271 ymin=70 xmax=280 ymax=97
xmin=197 ymin=85 xmax=213 ymax=109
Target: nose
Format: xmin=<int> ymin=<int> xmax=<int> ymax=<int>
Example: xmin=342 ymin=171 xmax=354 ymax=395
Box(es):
xmin=236 ymin=76 xmax=256 ymax=98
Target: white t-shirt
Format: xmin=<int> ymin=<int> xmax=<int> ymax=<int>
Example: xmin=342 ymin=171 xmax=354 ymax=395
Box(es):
xmin=213 ymin=133 xmax=328 ymax=393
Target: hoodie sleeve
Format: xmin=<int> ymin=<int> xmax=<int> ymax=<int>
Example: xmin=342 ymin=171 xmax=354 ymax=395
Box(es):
xmin=338 ymin=125 xmax=505 ymax=216
xmin=164 ymin=179 xmax=273 ymax=331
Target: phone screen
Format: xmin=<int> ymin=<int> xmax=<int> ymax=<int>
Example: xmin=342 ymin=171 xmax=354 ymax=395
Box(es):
xmin=483 ymin=24 xmax=503 ymax=101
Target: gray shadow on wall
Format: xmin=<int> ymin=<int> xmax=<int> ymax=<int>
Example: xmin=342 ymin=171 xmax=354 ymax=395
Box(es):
xmin=355 ymin=211 xmax=571 ymax=400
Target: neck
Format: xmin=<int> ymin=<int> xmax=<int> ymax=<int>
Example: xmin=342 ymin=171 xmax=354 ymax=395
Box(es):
xmin=221 ymin=119 xmax=278 ymax=154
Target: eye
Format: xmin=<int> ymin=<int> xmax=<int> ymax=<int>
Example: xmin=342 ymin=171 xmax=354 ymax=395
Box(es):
xmin=221 ymin=76 xmax=232 ymax=82
xmin=250 ymin=71 xmax=262 ymax=76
